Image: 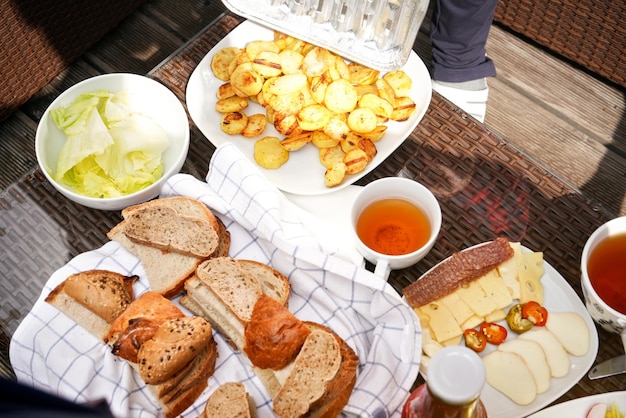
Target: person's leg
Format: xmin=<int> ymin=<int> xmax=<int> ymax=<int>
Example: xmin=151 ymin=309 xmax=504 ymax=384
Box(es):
xmin=429 ymin=0 xmax=499 ymax=122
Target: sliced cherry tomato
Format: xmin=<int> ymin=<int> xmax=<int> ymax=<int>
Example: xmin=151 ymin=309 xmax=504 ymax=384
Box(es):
xmin=522 ymin=301 xmax=548 ymax=326
xmin=479 ymin=322 xmax=508 ymax=345
xmin=463 ymin=328 xmax=487 ymax=352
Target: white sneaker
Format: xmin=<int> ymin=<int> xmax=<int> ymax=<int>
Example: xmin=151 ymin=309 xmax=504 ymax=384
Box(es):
xmin=431 ymin=80 xmax=489 ymax=123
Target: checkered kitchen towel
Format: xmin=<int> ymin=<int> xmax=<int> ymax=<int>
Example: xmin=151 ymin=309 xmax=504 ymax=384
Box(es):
xmin=11 ymin=143 xmax=421 ymax=417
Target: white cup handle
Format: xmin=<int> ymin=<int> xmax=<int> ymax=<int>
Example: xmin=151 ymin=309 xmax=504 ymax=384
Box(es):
xmin=373 ymin=259 xmax=391 ymax=280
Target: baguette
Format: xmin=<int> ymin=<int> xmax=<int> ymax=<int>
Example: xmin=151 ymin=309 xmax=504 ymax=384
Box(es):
xmin=45 ymin=270 xmax=138 ymax=341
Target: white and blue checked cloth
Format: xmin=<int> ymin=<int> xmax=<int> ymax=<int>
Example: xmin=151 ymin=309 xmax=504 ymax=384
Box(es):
xmin=10 ymin=143 xmax=422 ymax=417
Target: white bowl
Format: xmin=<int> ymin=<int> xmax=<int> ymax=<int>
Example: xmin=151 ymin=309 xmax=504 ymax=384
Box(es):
xmin=35 ymin=73 xmax=189 ymax=211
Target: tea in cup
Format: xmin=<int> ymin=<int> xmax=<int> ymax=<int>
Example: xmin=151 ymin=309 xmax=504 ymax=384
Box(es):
xmin=581 ymin=216 xmax=626 ymax=348
xmin=351 ymin=177 xmax=441 ymax=279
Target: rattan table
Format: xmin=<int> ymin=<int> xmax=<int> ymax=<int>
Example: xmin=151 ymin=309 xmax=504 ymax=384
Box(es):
xmin=1 ymin=10 xmax=624 ymax=414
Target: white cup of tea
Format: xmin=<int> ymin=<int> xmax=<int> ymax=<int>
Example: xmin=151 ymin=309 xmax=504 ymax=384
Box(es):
xmin=350 ymin=177 xmax=442 ymax=280
xmin=581 ymin=216 xmax=626 ymax=349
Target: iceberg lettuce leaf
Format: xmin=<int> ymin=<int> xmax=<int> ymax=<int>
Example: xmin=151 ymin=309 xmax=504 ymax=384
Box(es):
xmin=51 ymin=90 xmax=170 ymax=198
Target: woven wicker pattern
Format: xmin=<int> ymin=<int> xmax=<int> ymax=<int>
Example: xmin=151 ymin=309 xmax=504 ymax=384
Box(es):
xmin=494 ymin=0 xmax=626 ymax=88
xmin=0 ymin=0 xmax=147 ymax=121
xmin=1 ymin=12 xmax=623 ymax=400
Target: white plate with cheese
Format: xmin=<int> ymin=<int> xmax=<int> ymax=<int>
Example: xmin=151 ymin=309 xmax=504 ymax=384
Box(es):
xmin=417 ymin=243 xmax=599 ymax=418
xmin=185 ymin=19 xmax=432 ymax=196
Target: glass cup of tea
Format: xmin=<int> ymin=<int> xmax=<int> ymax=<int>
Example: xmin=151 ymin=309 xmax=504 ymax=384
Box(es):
xmin=350 ymin=177 xmax=442 ymax=279
xmin=581 ymin=216 xmax=626 ymax=350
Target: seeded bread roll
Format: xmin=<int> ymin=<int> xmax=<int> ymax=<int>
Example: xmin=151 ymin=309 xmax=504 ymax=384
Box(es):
xmin=107 ymin=291 xmax=186 ymax=362
xmin=137 ymin=316 xmax=214 ymax=385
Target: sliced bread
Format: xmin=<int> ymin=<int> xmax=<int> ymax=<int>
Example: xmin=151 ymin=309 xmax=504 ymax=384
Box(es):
xmin=45 ymin=270 xmax=138 ymax=341
xmin=123 ymin=204 xmax=218 ymax=258
xmin=272 ymin=322 xmax=359 ymax=418
xmin=108 ymin=197 xmax=230 ymax=298
xmin=200 ymin=382 xmax=255 ymax=418
xmin=181 ymin=257 xmax=291 ymax=351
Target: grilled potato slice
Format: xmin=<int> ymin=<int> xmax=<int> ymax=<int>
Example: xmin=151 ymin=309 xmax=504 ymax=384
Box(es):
xmin=220 ymin=112 xmax=248 ymax=135
xmin=211 ymin=47 xmax=242 ymax=81
xmin=273 ymin=113 xmax=301 ymax=136
xmin=311 ymin=130 xmax=339 ymax=149
xmin=269 ymin=91 xmax=305 ymax=117
xmin=302 ymin=46 xmax=336 ymax=77
xmin=252 ymin=50 xmax=282 ymax=78
xmin=269 ymin=73 xmax=308 ymax=96
xmin=356 ymin=125 xmax=387 ymax=142
xmin=343 ymin=148 xmax=369 ymax=174
xmin=383 ymin=69 xmax=412 ymax=98
xmin=254 ymin=136 xmax=289 ymax=169
xmin=391 ymin=96 xmax=417 ymax=121
xmin=347 ymin=107 xmax=378 ymax=133
xmin=215 ymin=96 xmax=248 ymax=113
xmin=324 ymin=162 xmax=347 ymax=187
xmin=319 ymin=145 xmax=346 ymax=168
xmin=375 ymin=78 xmax=396 ymax=104
xmin=324 ymin=79 xmax=358 ymax=114
xmin=279 ymin=49 xmax=304 ymax=74
xmin=358 ymin=93 xmax=394 ymax=119
xmin=298 ymin=104 xmax=331 ymax=131
xmin=323 ymin=115 xmax=350 ymax=141
xmin=281 ymin=131 xmax=313 ymax=151
xmin=216 ymin=82 xmax=237 ymax=100
xmin=246 ymin=40 xmax=280 ymax=61
xmin=242 ymin=113 xmax=267 ymax=138
xmin=231 ymin=66 xmax=264 ymax=97
xmin=348 ymin=62 xmax=380 ymax=85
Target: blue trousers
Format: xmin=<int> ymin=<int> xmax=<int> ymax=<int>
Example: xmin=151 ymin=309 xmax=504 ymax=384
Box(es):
xmin=430 ymin=0 xmax=499 ymax=82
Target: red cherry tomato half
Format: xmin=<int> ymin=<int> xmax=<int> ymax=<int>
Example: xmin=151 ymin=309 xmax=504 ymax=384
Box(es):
xmin=479 ymin=322 xmax=508 ymax=345
xmin=522 ymin=301 xmax=549 ymax=326
xmin=463 ymin=328 xmax=487 ymax=352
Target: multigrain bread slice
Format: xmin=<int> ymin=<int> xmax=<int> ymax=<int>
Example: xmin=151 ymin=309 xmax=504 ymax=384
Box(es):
xmin=108 ymin=197 xmax=230 ymax=298
xmin=121 ymin=197 xmax=221 ymax=258
xmin=272 ymin=322 xmax=359 ymax=418
xmin=45 ymin=270 xmax=138 ymax=341
xmin=200 ymin=382 xmax=256 ymax=418
xmin=180 ymin=257 xmax=290 ymax=350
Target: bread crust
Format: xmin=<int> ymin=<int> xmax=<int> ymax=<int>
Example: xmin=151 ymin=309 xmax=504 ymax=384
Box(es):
xmin=45 ymin=270 xmax=138 ymax=340
xmin=244 ymin=295 xmax=311 ymax=370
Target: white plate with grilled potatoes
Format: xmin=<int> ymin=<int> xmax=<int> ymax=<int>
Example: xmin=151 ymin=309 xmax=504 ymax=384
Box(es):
xmin=186 ymin=19 xmax=432 ymax=195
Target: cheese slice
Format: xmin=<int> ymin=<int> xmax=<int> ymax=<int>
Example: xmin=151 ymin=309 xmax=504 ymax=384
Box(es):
xmin=439 ymin=292 xmax=475 ymax=324
xmin=498 ymin=242 xmax=522 ymax=299
xmin=456 ymin=281 xmax=499 ymax=317
xmin=518 ymin=251 xmax=544 ymax=304
xmin=477 ymin=269 xmax=513 ymax=309
xmin=498 ymin=339 xmax=551 ymax=394
xmin=419 ymin=302 xmax=462 ymax=343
